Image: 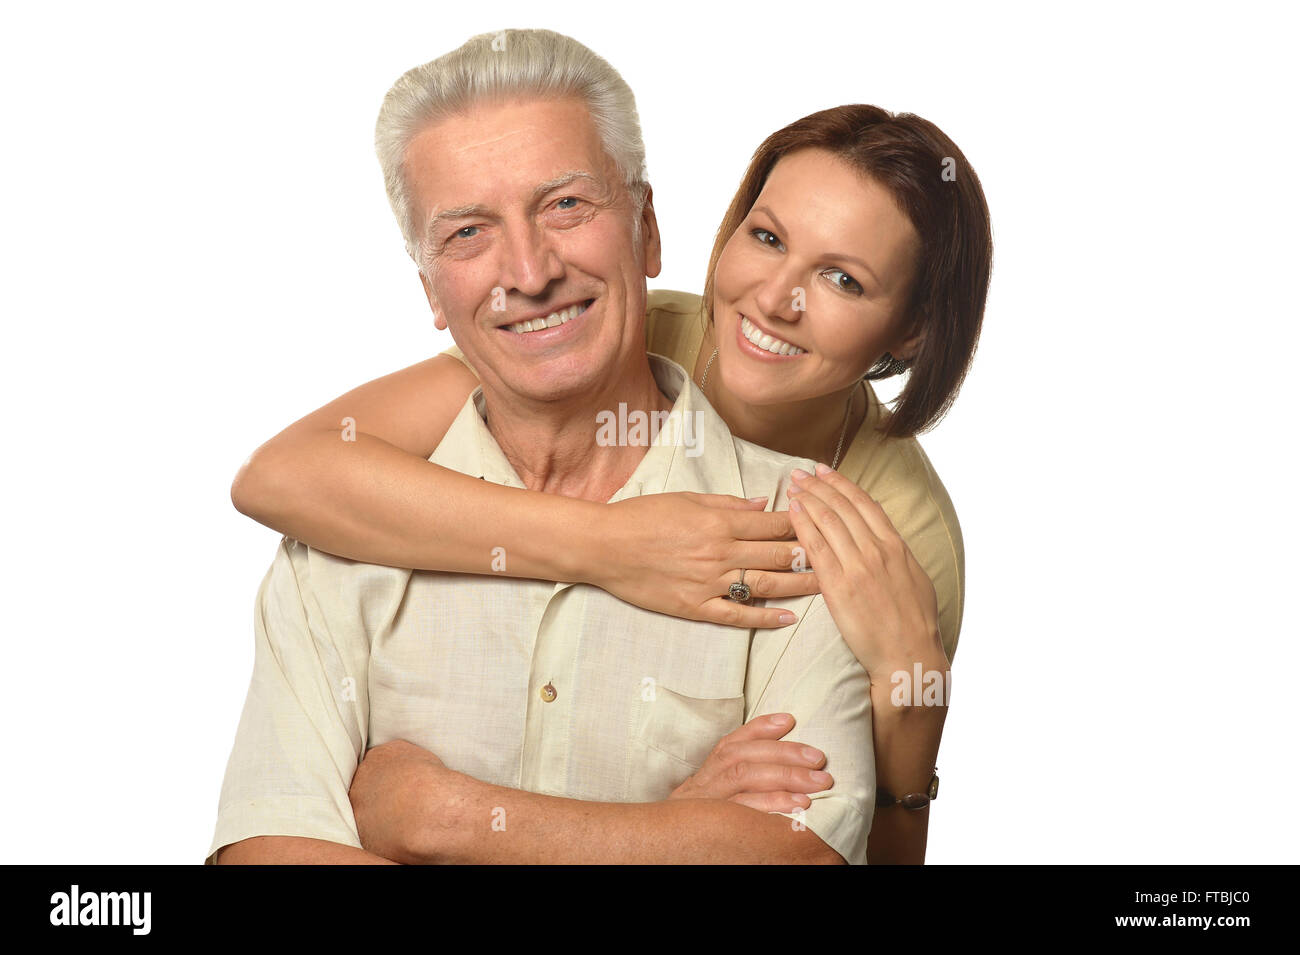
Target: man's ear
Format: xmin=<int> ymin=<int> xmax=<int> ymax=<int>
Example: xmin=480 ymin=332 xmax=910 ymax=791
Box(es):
xmin=639 ymin=184 xmax=662 ymax=280
xmin=419 ymin=269 xmax=448 ymax=331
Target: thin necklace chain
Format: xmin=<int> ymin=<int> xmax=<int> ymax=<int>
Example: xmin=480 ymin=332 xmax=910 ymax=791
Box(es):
xmin=698 ymin=346 xmax=856 ymax=471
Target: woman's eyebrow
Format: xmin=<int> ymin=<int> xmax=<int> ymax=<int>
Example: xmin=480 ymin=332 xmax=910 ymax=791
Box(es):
xmin=752 ymin=204 xmax=789 ymax=236
xmin=753 ymin=203 xmax=883 ymax=289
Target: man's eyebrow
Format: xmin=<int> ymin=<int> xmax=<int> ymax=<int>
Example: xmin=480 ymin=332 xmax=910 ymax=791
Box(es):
xmin=424 ymin=172 xmax=602 ymax=244
xmin=532 ymin=170 xmax=600 ymax=200
xmin=753 ymin=204 xmax=884 ymax=290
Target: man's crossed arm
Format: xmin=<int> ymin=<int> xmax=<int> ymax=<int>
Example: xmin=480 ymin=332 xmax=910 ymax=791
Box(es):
xmin=218 ymin=717 xmax=845 ymax=865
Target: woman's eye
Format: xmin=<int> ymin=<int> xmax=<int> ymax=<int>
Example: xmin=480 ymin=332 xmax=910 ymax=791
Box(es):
xmin=825 ymin=268 xmax=863 ymax=295
xmin=752 ymin=228 xmax=784 ymax=250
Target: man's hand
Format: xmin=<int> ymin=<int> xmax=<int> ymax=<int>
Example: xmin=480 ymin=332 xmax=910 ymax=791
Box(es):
xmin=349 ymin=738 xmax=462 ymax=864
xmin=668 ymin=713 xmax=833 ymax=812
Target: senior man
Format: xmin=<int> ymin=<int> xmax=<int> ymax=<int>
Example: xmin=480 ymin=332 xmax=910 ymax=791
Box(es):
xmin=208 ymin=29 xmax=874 ymax=865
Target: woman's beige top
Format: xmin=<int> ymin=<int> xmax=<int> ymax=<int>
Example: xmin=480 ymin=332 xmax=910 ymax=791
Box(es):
xmin=441 ymin=288 xmax=966 ymax=663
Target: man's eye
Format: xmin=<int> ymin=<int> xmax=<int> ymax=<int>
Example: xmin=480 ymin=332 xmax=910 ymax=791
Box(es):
xmin=454 ymin=226 xmax=480 ymax=240
xmin=825 ymin=268 xmax=863 ymax=295
xmin=556 ymin=196 xmax=581 ymax=210
xmin=751 ymin=228 xmax=784 ymax=251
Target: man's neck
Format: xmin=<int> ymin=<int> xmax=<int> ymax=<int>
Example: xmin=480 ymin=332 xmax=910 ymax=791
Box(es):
xmin=482 ymin=355 xmax=675 ymax=502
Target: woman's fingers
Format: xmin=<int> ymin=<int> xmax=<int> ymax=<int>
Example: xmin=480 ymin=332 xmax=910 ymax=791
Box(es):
xmin=807 ymin=465 xmax=914 ymax=561
xmin=726 ymin=539 xmax=822 ymax=596
xmin=789 ymin=468 xmax=879 ymax=556
xmin=726 ymin=567 xmax=821 ymax=600
xmin=684 ymin=492 xmax=773 ymax=511
xmin=609 ymin=491 xmax=827 ymax=628
xmin=787 ymin=485 xmax=862 ymax=581
xmin=699 ymin=596 xmax=802 ymax=629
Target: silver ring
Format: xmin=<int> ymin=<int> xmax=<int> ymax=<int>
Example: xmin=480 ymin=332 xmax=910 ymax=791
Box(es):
xmin=727 ymin=569 xmax=752 ymax=603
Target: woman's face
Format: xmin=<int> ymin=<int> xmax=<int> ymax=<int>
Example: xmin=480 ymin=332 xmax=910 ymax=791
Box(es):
xmin=710 ymin=148 xmax=922 ymax=406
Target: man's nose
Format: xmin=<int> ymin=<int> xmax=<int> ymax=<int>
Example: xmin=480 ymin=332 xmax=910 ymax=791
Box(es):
xmin=498 ymin=220 xmax=564 ymax=298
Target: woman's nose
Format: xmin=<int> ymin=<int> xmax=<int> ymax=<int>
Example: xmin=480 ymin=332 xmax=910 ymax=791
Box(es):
xmin=753 ymin=264 xmax=804 ymax=325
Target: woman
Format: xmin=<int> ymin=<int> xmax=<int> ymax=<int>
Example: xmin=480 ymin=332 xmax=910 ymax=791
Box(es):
xmin=233 ymin=105 xmax=992 ymax=863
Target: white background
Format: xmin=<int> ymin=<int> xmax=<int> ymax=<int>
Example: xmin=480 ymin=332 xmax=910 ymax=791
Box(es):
xmin=2 ymin=1 xmax=1296 ymax=863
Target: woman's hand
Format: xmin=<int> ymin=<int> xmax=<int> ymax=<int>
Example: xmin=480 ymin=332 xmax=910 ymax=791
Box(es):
xmin=668 ymin=713 xmax=833 ymax=813
xmin=597 ymin=492 xmax=822 ymax=628
xmin=786 ymin=464 xmax=948 ymax=682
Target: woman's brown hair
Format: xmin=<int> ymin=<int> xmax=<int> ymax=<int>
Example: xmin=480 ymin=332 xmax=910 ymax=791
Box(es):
xmin=701 ymin=105 xmax=992 ymax=439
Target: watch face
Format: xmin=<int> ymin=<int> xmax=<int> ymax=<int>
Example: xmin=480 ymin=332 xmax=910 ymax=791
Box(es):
xmin=928 ymin=773 xmax=940 ymax=801
xmin=900 ymin=792 xmax=930 ymax=811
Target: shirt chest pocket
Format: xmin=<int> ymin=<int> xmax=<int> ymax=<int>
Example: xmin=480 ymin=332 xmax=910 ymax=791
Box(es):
xmin=603 ymin=610 xmax=751 ymax=801
xmin=625 ymin=679 xmax=745 ymax=802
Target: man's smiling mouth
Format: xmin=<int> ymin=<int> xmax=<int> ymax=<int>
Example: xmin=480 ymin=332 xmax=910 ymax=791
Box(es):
xmin=503 ymin=299 xmax=594 ymax=334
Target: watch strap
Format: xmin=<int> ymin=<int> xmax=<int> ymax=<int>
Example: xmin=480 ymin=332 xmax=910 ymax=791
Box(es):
xmin=875 ymin=769 xmax=939 ymax=810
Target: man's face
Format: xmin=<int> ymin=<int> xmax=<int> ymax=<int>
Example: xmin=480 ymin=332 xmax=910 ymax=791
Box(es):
xmin=407 ymin=96 xmax=661 ymax=405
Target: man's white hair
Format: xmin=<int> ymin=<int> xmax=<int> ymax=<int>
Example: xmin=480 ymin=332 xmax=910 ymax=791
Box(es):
xmin=375 ymin=28 xmax=650 ymax=273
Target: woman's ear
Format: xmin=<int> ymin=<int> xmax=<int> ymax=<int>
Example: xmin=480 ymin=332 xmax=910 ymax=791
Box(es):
xmin=890 ymin=312 xmax=927 ymax=362
xmin=895 ymin=328 xmax=925 ymax=362
xmin=419 ymin=269 xmax=448 ymax=331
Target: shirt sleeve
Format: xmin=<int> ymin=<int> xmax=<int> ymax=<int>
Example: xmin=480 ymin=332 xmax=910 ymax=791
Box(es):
xmin=644 ymin=288 xmax=707 ymax=371
xmin=439 ymin=342 xmax=475 ymax=374
xmin=901 ymin=440 xmax=965 ymax=664
xmin=205 ymin=538 xmax=371 ymax=863
xmin=745 ymin=596 xmax=875 ymax=865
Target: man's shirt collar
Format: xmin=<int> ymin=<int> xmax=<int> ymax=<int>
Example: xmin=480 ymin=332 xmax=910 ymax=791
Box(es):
xmin=429 ymin=353 xmax=745 ymax=501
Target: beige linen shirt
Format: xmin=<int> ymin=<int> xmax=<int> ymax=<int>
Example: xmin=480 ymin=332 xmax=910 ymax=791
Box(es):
xmin=207 ymin=354 xmax=875 ymax=864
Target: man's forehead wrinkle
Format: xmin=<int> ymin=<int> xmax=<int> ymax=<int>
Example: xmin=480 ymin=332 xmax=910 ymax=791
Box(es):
xmin=445 ymin=125 xmax=529 ymax=154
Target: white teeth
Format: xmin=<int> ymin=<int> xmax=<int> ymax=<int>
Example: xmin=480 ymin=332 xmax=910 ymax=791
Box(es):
xmin=741 ymin=316 xmax=804 ymax=355
xmin=507 ymin=302 xmax=585 ymax=334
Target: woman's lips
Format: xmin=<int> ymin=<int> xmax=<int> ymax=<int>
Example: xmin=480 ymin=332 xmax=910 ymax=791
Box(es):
xmin=734 ymin=312 xmax=806 ymax=360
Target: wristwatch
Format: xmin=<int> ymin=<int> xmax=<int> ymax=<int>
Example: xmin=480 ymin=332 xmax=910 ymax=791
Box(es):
xmin=875 ymin=769 xmax=939 ymax=810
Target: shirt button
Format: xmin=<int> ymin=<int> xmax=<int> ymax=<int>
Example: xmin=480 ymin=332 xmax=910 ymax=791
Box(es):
xmin=540 ymin=682 xmax=557 ymax=703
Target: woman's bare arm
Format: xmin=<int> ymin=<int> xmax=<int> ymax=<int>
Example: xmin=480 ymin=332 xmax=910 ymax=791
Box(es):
xmin=233 ymin=353 xmax=595 ymax=581
xmin=231 ymin=353 xmax=817 ymax=627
